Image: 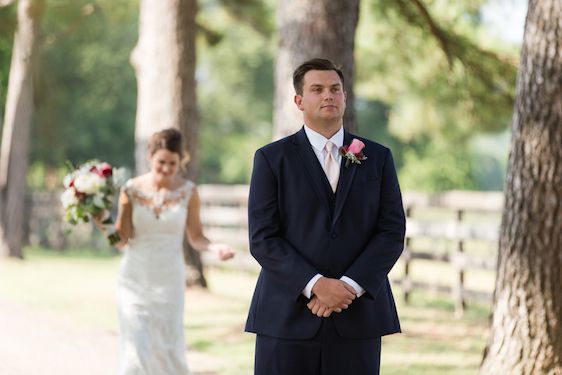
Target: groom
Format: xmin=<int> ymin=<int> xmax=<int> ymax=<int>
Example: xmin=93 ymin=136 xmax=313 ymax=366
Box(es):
xmin=246 ymin=58 xmax=406 ymax=375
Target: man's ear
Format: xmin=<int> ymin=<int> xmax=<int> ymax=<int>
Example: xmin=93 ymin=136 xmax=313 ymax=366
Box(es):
xmin=294 ymin=94 xmax=304 ymax=111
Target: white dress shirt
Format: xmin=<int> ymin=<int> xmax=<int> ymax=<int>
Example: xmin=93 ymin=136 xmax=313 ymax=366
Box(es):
xmin=301 ymin=125 xmax=365 ymax=298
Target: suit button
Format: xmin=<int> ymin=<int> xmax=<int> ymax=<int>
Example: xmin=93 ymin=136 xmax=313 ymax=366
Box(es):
xmin=331 ymin=233 xmax=337 ymax=239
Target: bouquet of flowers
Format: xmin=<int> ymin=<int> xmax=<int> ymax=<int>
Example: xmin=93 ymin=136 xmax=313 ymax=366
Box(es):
xmin=61 ymin=160 xmax=125 ymax=245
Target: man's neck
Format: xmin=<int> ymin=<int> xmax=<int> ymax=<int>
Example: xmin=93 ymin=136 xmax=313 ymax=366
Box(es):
xmin=305 ymin=121 xmax=343 ymax=139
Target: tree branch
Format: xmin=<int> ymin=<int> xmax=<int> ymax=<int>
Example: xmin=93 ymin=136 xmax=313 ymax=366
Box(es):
xmin=216 ymin=0 xmax=273 ymax=36
xmin=409 ymin=0 xmax=453 ymax=66
xmin=394 ymin=0 xmax=453 ymax=66
xmin=390 ymin=0 xmax=516 ymax=104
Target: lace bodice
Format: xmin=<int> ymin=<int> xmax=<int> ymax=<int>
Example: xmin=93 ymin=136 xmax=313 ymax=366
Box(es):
xmin=122 ymin=179 xmax=195 ymax=240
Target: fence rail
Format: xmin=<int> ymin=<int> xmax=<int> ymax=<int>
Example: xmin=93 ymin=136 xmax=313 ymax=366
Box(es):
xmin=27 ymin=187 xmax=503 ymax=314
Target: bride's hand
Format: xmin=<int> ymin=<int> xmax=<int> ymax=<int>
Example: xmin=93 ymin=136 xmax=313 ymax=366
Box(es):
xmin=92 ymin=209 xmax=109 ymax=224
xmin=208 ymin=243 xmax=235 ymax=261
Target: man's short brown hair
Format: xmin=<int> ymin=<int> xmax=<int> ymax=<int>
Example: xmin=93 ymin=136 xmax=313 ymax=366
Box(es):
xmin=292 ymin=58 xmax=345 ymax=96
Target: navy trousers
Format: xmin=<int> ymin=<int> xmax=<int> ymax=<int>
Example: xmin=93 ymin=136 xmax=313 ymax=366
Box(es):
xmin=254 ymin=319 xmax=381 ymax=375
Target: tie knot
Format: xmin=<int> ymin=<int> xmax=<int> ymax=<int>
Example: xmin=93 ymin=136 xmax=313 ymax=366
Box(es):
xmin=325 ymin=141 xmax=334 ymax=153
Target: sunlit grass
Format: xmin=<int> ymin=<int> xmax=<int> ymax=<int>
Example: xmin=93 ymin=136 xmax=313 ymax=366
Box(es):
xmin=0 ymin=247 xmax=491 ymax=374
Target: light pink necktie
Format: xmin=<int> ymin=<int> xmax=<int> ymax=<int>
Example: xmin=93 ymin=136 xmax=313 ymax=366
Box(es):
xmin=324 ymin=141 xmax=340 ymax=192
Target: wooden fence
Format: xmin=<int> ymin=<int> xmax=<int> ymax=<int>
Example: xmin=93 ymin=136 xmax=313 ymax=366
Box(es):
xmin=198 ymin=186 xmax=503 ymax=314
xmin=399 ymin=191 xmax=502 ymax=315
xmin=28 ymin=186 xmax=503 ymax=314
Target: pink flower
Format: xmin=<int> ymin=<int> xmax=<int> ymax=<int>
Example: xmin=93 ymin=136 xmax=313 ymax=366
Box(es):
xmin=339 ymin=138 xmax=367 ymax=167
xmin=348 ymin=139 xmax=365 ymax=154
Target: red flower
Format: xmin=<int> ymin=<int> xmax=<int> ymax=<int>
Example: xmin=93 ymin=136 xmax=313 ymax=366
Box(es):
xmin=90 ymin=163 xmax=113 ymax=178
xmin=99 ymin=162 xmax=113 ymax=177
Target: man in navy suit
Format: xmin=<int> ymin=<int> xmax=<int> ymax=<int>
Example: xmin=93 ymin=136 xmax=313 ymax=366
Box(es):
xmin=246 ymin=58 xmax=406 ymax=375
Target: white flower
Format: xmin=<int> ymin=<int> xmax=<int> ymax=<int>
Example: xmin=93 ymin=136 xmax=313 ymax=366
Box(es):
xmin=112 ymin=167 xmax=129 ymax=188
xmin=61 ymin=188 xmax=78 ymax=209
xmin=63 ymin=174 xmax=74 ymax=188
xmin=73 ymin=173 xmax=106 ymax=194
xmin=92 ymin=193 xmax=105 ymax=208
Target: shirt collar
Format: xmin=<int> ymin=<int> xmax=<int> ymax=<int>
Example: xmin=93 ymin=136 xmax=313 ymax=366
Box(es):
xmin=304 ymin=124 xmax=344 ymax=152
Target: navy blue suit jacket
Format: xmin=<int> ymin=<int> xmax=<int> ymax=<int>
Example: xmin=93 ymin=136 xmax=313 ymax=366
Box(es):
xmin=245 ymin=128 xmax=406 ymax=340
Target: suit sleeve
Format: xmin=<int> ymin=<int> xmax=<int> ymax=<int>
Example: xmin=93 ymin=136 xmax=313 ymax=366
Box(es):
xmin=343 ymin=148 xmax=406 ymax=299
xmin=248 ymin=149 xmax=319 ymax=300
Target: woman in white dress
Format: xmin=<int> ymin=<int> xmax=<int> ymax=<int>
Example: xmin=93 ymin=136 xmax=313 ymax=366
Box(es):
xmin=98 ymin=128 xmax=235 ymax=374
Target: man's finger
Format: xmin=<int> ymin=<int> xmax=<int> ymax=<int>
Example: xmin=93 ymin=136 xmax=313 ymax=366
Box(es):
xmin=311 ymin=303 xmax=320 ymax=315
xmin=342 ymin=282 xmax=357 ymax=295
xmin=307 ymin=299 xmax=316 ymax=310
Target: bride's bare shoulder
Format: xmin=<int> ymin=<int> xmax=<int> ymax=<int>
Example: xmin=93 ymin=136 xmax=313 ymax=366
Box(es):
xmin=173 ymin=177 xmax=190 ymax=189
xmin=130 ymin=174 xmax=151 ymax=188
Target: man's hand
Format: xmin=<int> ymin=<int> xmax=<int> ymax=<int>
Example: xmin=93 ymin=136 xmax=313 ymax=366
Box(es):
xmin=307 ymin=296 xmax=340 ymax=317
xmin=311 ymin=277 xmax=356 ymax=310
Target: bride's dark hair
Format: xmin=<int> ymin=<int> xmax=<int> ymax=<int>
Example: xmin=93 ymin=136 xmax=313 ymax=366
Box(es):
xmin=148 ymin=128 xmax=190 ymax=164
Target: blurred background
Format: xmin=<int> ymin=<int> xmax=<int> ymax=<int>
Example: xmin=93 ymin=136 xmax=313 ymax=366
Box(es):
xmin=0 ymin=0 xmax=534 ymax=374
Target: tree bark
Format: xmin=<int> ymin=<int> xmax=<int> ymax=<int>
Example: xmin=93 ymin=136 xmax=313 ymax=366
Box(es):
xmin=273 ymin=0 xmax=359 ymax=139
xmin=131 ymin=0 xmax=206 ymax=287
xmin=0 ymin=0 xmax=44 ymax=259
xmin=480 ymin=1 xmax=562 ymax=374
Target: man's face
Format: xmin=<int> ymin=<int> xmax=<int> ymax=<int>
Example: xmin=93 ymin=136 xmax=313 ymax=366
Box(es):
xmin=294 ymin=70 xmax=346 ymax=124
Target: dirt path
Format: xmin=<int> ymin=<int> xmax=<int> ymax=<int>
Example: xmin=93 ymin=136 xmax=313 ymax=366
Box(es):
xmin=0 ymin=299 xmax=220 ymax=375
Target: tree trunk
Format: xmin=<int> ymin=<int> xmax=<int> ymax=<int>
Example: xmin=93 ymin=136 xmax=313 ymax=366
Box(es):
xmin=480 ymin=1 xmax=562 ymax=374
xmin=273 ymin=0 xmax=359 ymax=139
xmin=0 ymin=0 xmax=44 ymax=259
xmin=130 ymin=0 xmax=206 ymax=287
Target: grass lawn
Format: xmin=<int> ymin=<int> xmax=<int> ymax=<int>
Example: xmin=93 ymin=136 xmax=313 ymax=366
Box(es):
xmin=0 ymin=248 xmax=491 ymax=374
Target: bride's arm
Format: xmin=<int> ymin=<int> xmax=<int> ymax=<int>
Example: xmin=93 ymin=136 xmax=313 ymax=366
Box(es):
xmin=113 ymin=190 xmax=133 ymax=248
xmin=186 ymin=187 xmax=235 ymax=261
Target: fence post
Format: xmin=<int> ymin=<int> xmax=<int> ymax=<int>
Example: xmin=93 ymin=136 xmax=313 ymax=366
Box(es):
xmin=453 ymin=209 xmax=466 ymax=317
xmin=403 ymin=206 xmax=412 ymax=304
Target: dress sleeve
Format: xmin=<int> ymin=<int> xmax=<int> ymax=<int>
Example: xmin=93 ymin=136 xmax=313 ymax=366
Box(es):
xmin=184 ymin=180 xmax=196 ymax=205
xmin=120 ymin=179 xmax=135 ymax=202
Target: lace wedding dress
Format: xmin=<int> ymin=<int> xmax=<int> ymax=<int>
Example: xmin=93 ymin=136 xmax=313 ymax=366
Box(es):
xmin=117 ymin=179 xmax=194 ymax=375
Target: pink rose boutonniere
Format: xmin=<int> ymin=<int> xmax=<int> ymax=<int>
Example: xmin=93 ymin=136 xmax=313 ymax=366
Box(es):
xmin=339 ymin=138 xmax=367 ymax=167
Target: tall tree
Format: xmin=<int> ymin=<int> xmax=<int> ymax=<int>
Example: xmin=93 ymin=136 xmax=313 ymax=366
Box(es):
xmin=131 ymin=0 xmax=199 ymax=177
xmin=0 ymin=0 xmax=44 ymax=258
xmin=131 ymin=0 xmax=206 ymax=286
xmin=480 ymin=0 xmax=562 ymax=373
xmin=273 ymin=0 xmax=359 ymax=138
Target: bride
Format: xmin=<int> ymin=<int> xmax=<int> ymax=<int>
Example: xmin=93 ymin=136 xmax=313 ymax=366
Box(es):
xmin=97 ymin=128 xmax=235 ymax=374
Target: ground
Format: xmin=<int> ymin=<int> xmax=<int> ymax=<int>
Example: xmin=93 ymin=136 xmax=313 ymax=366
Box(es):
xmin=0 ymin=296 xmax=220 ymax=375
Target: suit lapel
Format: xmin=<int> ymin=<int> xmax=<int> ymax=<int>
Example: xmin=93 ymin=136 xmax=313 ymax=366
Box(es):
xmin=293 ymin=128 xmax=335 ymax=213
xmin=332 ymin=131 xmax=357 ymax=226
